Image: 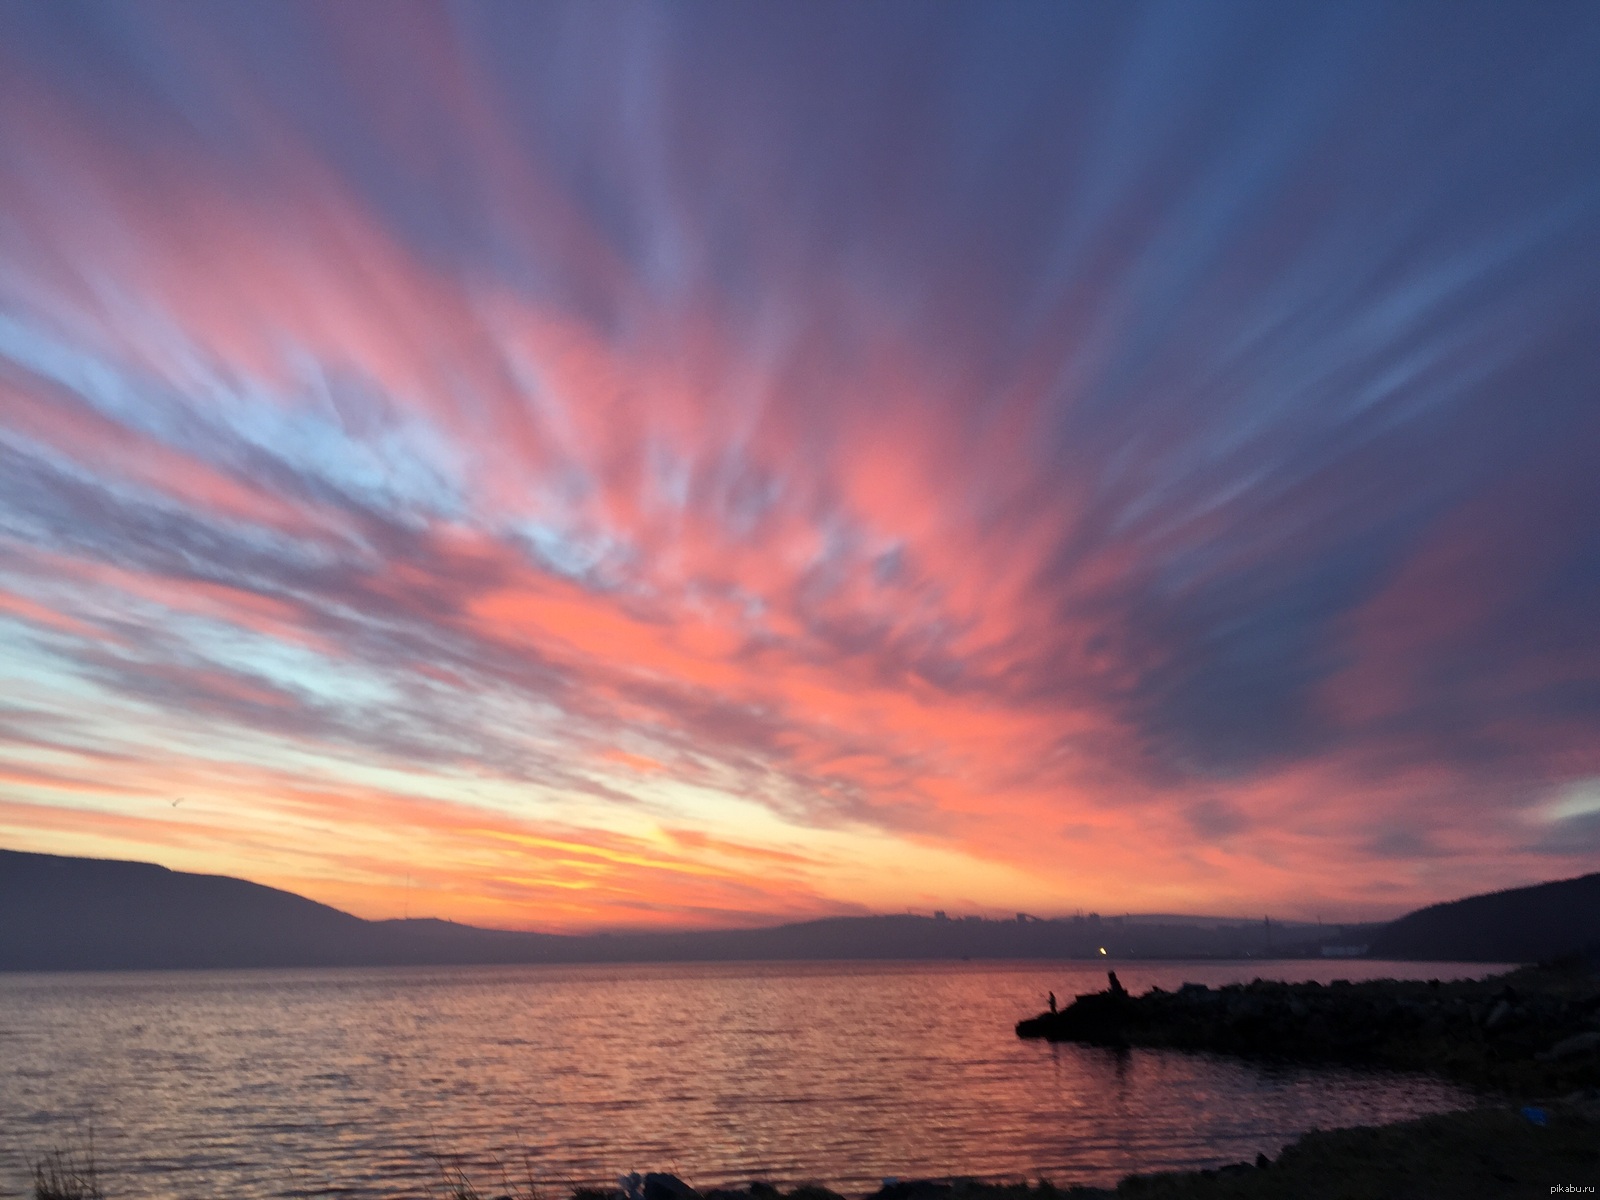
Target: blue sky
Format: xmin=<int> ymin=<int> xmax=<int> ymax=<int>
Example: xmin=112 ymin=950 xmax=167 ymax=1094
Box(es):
xmin=0 ymin=1 xmax=1597 ymax=928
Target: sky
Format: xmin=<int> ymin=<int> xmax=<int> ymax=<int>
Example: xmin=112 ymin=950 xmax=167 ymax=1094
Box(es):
xmin=1 ymin=2 xmax=1598 ymax=932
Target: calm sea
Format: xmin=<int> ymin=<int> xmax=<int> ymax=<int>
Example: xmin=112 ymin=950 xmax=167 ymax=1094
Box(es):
xmin=0 ymin=958 xmax=1504 ymax=1198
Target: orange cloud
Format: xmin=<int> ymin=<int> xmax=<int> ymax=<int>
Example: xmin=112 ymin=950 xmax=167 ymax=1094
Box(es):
xmin=3 ymin=10 xmax=1595 ymax=933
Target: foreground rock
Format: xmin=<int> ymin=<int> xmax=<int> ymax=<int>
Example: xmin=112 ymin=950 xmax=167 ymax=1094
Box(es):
xmin=870 ymin=1098 xmax=1597 ymax=1198
xmin=1017 ymin=959 xmax=1600 ymax=1096
xmin=569 ymin=1099 xmax=1597 ymax=1198
xmin=580 ymin=1179 xmax=851 ymax=1200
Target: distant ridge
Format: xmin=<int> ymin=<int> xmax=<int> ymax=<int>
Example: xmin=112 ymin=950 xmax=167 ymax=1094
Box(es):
xmin=0 ymin=849 xmax=1350 ymax=971
xmin=0 ymin=845 xmax=1341 ymax=971
xmin=1 ymin=849 xmax=379 ymax=969
xmin=4 ymin=848 xmax=1585 ymax=971
xmin=1366 ymin=871 xmax=1600 ymax=964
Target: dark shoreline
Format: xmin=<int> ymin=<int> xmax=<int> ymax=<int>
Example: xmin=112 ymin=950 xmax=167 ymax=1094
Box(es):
xmin=25 ymin=1098 xmax=1599 ymax=1200
xmin=439 ymin=1100 xmax=1600 ymax=1200
xmin=984 ymin=958 xmax=1599 ymax=1195
xmin=1017 ymin=959 xmax=1600 ymax=1097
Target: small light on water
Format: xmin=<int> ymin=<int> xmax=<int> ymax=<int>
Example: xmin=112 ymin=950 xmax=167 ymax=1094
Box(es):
xmin=1099 ymin=947 xmax=1107 ymax=955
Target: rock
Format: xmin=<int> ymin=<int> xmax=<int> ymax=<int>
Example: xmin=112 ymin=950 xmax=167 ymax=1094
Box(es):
xmin=644 ymin=1174 xmax=701 ymax=1200
xmin=1538 ymin=1031 xmax=1600 ymax=1061
xmin=869 ymin=1182 xmax=952 ymax=1200
xmin=1016 ymin=961 xmax=1600 ymax=1095
xmin=786 ymin=1187 xmax=847 ymax=1200
xmin=1018 ymin=985 xmax=1138 ymax=1043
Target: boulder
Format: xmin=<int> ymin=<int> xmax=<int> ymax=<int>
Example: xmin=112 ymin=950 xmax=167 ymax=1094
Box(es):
xmin=1538 ymin=1031 xmax=1600 ymax=1062
xmin=644 ymin=1174 xmax=701 ymax=1200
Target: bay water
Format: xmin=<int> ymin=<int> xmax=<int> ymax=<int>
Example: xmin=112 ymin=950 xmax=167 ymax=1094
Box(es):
xmin=0 ymin=958 xmax=1502 ymax=1198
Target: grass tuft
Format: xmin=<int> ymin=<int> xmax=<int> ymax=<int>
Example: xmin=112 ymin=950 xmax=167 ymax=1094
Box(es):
xmin=31 ymin=1147 xmax=103 ymax=1200
xmin=427 ymin=1150 xmax=543 ymax=1200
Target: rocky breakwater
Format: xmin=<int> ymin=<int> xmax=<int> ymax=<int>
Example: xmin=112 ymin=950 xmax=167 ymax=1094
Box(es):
xmin=1016 ymin=960 xmax=1600 ymax=1096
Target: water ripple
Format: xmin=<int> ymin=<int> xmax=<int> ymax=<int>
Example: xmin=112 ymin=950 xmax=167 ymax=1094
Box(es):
xmin=0 ymin=959 xmax=1499 ymax=1198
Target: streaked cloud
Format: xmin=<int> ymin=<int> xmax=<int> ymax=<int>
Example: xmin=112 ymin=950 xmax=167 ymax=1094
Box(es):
xmin=1 ymin=1 xmax=1597 ymax=927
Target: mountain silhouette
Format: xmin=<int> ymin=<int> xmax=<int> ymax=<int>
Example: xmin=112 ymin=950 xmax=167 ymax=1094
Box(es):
xmin=4 ymin=848 xmax=1589 ymax=970
xmin=1366 ymin=871 xmax=1600 ymax=963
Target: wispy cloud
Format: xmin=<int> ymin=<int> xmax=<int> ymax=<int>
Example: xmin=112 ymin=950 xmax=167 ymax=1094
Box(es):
xmin=0 ymin=1 xmax=1597 ymax=926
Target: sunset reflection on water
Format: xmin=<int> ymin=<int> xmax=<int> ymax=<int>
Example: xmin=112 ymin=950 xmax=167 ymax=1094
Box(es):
xmin=0 ymin=960 xmax=1497 ymax=1198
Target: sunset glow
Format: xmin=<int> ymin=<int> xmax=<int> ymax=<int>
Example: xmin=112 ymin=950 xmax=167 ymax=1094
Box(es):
xmin=1 ymin=3 xmax=1597 ymax=929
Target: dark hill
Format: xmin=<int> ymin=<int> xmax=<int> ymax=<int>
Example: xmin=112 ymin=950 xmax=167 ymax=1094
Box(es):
xmin=1 ymin=849 xmax=1351 ymax=970
xmin=0 ymin=849 xmax=601 ymax=970
xmin=0 ymin=848 xmax=374 ymax=969
xmin=1367 ymin=871 xmax=1600 ymax=963
xmin=9 ymin=846 xmax=1566 ymax=971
